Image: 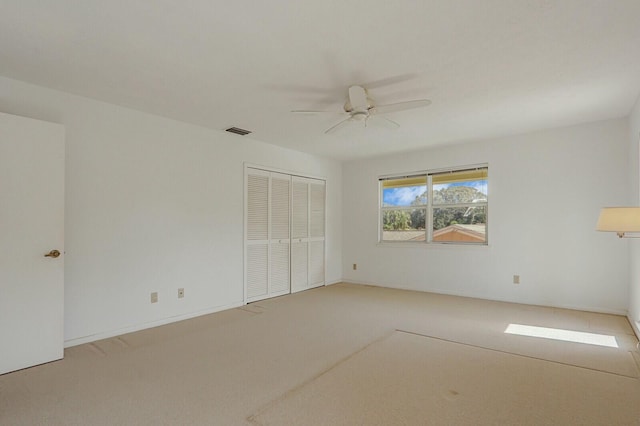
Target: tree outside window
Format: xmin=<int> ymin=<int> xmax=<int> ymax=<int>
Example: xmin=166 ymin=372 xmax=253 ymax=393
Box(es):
xmin=380 ymin=166 xmax=488 ymax=244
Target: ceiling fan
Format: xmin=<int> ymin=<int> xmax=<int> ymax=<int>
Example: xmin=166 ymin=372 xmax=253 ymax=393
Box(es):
xmin=292 ymin=85 xmax=431 ymax=134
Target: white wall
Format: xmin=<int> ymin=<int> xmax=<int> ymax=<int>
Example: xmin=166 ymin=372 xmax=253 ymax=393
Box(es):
xmin=342 ymin=119 xmax=630 ymax=314
xmin=628 ymin=95 xmax=640 ymax=336
xmin=0 ymin=76 xmax=342 ymax=346
xmin=1 ymin=70 xmax=634 ymax=344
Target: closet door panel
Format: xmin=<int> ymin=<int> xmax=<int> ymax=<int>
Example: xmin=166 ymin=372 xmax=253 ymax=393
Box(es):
xmin=309 ymin=180 xmax=326 ymax=287
xmin=247 ymin=173 xmax=269 ymax=240
xmin=270 ymin=242 xmax=290 ymax=294
xmin=246 ymin=170 xmax=270 ymax=301
xmin=310 ymin=181 xmax=325 ymax=238
xmin=309 ymin=240 xmax=325 ymax=287
xmin=271 ymin=175 xmax=290 ymax=240
xmin=292 ymin=180 xmax=308 ymax=239
xmin=291 ymin=177 xmax=309 ymax=292
xmin=269 ymin=173 xmax=291 ymax=295
xmin=247 ymin=244 xmax=268 ymax=299
xmin=291 ymin=241 xmax=308 ymax=293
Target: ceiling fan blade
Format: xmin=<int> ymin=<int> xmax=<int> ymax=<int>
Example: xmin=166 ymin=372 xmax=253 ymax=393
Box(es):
xmin=372 ymin=99 xmax=431 ymax=115
xmin=324 ymin=118 xmax=352 ymax=134
xmin=348 ymin=85 xmax=368 ymax=110
xmin=366 ymin=116 xmax=400 ymax=130
xmin=291 ymin=110 xmax=345 ymax=114
xmin=383 ymin=117 xmax=400 ymax=128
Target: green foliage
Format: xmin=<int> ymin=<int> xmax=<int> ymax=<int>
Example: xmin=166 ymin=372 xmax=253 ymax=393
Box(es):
xmin=432 ymin=185 xmax=485 ymax=204
xmin=432 ymin=185 xmax=486 ymax=230
xmin=384 ymin=185 xmax=487 ymax=232
xmin=410 ymin=209 xmax=425 ymax=229
xmin=383 ymin=210 xmax=411 ymax=230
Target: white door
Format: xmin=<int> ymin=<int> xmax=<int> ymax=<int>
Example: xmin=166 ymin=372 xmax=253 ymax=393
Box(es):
xmin=291 ymin=177 xmax=309 ymax=292
xmin=0 ymin=112 xmax=65 ymax=375
xmin=291 ymin=177 xmax=325 ymax=292
xmin=269 ymin=173 xmax=291 ymax=297
xmin=245 ymin=168 xmax=291 ymax=302
xmin=246 ymin=169 xmax=270 ymax=301
xmin=308 ymin=180 xmax=325 ymax=288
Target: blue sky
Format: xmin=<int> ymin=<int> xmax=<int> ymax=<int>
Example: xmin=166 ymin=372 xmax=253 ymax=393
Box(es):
xmin=383 ymin=185 xmax=426 ymax=206
xmin=383 ymin=180 xmax=487 ymax=207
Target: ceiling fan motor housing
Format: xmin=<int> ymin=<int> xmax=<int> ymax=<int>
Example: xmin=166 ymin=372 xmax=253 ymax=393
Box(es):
xmin=351 ymin=110 xmax=369 ymax=121
xmin=292 ymin=82 xmax=431 ymax=134
xmin=344 ymin=97 xmax=374 ymax=114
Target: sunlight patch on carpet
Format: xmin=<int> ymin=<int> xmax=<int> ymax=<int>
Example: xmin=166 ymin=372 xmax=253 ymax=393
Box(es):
xmin=505 ymin=323 xmax=618 ymax=348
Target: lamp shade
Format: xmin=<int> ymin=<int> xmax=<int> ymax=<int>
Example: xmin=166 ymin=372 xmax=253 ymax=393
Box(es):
xmin=596 ymin=207 xmax=640 ymax=232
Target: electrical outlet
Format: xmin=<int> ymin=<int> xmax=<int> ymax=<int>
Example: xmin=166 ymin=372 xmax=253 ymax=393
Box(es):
xmin=150 ymin=292 xmax=158 ymax=303
xmin=353 ymin=263 xmax=357 ymax=270
xmin=178 ymin=288 xmax=184 ymax=299
xmin=513 ymin=275 xmax=520 ymax=285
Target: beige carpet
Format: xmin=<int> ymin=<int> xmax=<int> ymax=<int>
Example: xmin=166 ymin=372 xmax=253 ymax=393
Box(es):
xmin=1 ymin=283 xmax=639 ymax=425
xmin=250 ymin=330 xmax=640 ymax=425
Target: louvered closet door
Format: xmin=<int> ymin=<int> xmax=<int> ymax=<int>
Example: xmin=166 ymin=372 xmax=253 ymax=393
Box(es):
xmin=246 ymin=169 xmax=270 ymax=300
xmin=291 ymin=177 xmax=309 ymax=293
xmin=291 ymin=177 xmax=326 ymax=292
xmin=269 ymin=173 xmax=291 ymax=296
xmin=309 ymin=180 xmax=326 ymax=287
xmin=245 ymin=168 xmax=291 ymax=302
xmin=246 ymin=167 xmax=324 ymax=302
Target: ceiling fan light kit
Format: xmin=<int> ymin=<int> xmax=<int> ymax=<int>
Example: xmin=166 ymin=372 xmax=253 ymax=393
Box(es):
xmin=292 ymin=83 xmax=431 ymax=134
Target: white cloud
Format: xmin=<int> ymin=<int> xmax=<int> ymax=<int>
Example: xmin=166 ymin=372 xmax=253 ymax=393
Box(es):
xmin=384 ymin=186 xmax=426 ymax=206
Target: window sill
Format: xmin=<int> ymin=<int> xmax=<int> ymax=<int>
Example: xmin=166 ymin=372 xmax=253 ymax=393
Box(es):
xmin=376 ymin=241 xmax=490 ymax=249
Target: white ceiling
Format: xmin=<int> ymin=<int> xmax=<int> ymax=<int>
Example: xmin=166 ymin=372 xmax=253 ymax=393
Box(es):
xmin=1 ymin=1 xmax=640 ymax=161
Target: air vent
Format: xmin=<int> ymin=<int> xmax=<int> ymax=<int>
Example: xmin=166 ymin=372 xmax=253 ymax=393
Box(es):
xmin=225 ymin=127 xmax=252 ymax=136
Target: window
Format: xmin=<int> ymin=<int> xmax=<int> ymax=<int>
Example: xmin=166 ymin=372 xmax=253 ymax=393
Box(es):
xmin=380 ymin=165 xmax=488 ymax=244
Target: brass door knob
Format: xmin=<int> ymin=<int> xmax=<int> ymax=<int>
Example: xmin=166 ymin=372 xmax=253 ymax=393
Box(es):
xmin=44 ymin=249 xmax=61 ymax=258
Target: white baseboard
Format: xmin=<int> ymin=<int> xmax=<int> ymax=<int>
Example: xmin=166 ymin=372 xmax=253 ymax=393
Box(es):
xmin=65 ymin=281 xmax=633 ymax=348
xmin=340 ymin=280 xmax=628 ymax=316
xmin=64 ymin=301 xmax=244 ymax=348
xmin=64 ymin=283 xmax=343 ymax=348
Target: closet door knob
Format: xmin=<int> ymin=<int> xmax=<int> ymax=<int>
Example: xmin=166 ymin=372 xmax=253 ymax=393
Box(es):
xmin=44 ymin=249 xmax=61 ymax=258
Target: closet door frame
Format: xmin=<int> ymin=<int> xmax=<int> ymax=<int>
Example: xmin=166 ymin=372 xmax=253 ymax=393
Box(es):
xmin=244 ymin=163 xmax=326 ymax=304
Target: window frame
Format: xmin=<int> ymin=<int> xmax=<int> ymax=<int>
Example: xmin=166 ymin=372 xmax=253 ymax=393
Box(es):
xmin=378 ymin=164 xmax=488 ymax=245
